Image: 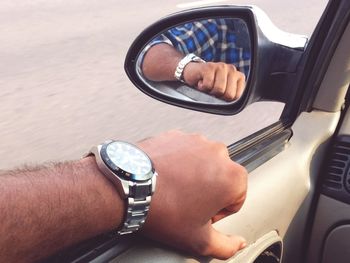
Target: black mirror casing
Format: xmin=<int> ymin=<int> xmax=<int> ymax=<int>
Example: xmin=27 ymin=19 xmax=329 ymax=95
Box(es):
xmin=124 ymin=6 xmax=308 ymax=115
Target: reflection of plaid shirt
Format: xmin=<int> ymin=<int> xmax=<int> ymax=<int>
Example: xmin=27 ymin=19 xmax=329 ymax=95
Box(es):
xmin=151 ymin=19 xmax=251 ymax=77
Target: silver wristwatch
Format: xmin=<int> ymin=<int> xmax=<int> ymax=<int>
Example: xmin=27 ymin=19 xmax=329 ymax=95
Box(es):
xmin=87 ymin=140 xmax=157 ymax=235
xmin=174 ymin=53 xmax=205 ymax=83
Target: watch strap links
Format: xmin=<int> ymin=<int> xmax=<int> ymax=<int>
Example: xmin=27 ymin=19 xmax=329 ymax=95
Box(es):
xmin=174 ymin=53 xmax=205 ymax=83
xmin=117 ymin=180 xmax=153 ymax=235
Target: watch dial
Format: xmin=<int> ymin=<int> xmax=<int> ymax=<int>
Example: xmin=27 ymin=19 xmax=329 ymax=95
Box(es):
xmin=106 ymin=141 xmax=152 ymax=176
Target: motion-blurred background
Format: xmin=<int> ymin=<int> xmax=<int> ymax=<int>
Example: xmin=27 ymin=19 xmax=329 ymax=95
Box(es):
xmin=0 ymin=0 xmax=328 ymax=169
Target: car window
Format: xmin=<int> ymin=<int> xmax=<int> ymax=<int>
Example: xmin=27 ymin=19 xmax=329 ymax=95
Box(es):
xmin=0 ymin=0 xmax=329 ymax=169
xmin=229 ymin=0 xmax=329 ymax=36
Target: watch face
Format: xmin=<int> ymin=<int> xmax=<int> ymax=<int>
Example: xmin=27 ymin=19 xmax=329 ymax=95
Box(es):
xmin=102 ymin=141 xmax=153 ymax=181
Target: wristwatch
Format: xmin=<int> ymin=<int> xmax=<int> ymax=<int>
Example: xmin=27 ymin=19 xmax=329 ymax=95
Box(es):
xmin=86 ymin=140 xmax=157 ymax=235
xmin=174 ymin=53 xmax=205 ymax=83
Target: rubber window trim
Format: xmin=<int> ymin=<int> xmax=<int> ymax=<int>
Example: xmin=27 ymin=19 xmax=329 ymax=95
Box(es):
xmin=232 ymin=128 xmax=292 ymax=172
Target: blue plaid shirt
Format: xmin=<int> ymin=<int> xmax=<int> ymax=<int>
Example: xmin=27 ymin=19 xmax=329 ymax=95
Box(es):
xmin=150 ymin=18 xmax=251 ymax=77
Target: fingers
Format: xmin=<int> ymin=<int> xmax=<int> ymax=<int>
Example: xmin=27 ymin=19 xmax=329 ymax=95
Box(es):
xmin=194 ymin=226 xmax=247 ymax=260
xmin=210 ymin=64 xmax=228 ymax=97
xmin=223 ymin=68 xmax=246 ymax=101
xmin=196 ymin=63 xmax=246 ymax=101
xmin=236 ymin=72 xmax=246 ymax=98
xmin=219 ymin=66 xmax=245 ymax=101
xmin=197 ymin=65 xmax=215 ymax=92
xmin=139 ymin=131 xmax=248 ymax=260
xmin=197 ymin=63 xmax=224 ymax=94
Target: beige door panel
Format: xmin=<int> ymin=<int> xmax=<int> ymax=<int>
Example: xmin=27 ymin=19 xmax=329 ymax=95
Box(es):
xmin=338 ymin=108 xmax=350 ymax=135
xmin=307 ymin=104 xmax=350 ymax=263
xmin=307 ymin=195 xmax=350 ymax=263
xmin=304 ymin=14 xmax=350 ymax=263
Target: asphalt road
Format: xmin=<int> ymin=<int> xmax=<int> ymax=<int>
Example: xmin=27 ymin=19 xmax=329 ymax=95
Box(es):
xmin=0 ymin=0 xmax=328 ymax=169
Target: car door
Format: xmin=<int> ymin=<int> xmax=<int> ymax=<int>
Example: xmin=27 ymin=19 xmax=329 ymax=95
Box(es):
xmin=44 ymin=0 xmax=350 ymax=262
xmin=305 ymin=11 xmax=350 ymax=263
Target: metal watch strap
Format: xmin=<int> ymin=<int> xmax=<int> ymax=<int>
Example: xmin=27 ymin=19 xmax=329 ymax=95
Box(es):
xmin=85 ymin=147 xmax=156 ymax=236
xmin=118 ymin=178 xmax=155 ymax=235
xmin=174 ymin=53 xmax=205 ymax=83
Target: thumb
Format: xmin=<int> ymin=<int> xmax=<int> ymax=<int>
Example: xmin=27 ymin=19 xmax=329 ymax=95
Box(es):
xmin=203 ymin=226 xmax=247 ymax=260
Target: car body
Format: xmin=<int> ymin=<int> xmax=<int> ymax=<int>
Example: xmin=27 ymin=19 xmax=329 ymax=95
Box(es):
xmin=46 ymin=0 xmax=350 ymax=262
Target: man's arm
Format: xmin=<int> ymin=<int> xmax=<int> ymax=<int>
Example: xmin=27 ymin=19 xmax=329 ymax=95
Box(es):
xmin=0 ymin=131 xmax=247 ymax=262
xmin=0 ymin=157 xmax=123 ymax=262
xmin=142 ymin=44 xmax=246 ymax=101
xmin=142 ymin=43 xmax=183 ymax=82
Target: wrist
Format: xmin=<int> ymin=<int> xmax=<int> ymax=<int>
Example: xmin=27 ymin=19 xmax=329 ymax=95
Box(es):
xmin=174 ymin=53 xmax=205 ymax=83
xmin=85 ymin=140 xmax=157 ymax=235
xmin=182 ymin=62 xmax=204 ymax=86
xmin=80 ymin=157 xmax=125 ymax=233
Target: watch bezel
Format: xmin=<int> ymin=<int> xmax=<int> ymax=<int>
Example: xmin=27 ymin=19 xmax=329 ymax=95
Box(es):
xmin=99 ymin=141 xmax=155 ymax=182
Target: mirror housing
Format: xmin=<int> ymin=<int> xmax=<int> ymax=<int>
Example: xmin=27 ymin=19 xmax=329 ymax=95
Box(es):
xmin=125 ymin=5 xmax=308 ymax=115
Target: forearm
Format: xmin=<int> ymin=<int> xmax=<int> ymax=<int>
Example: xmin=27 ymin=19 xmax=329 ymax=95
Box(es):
xmin=142 ymin=43 xmax=184 ymax=81
xmin=0 ymin=157 xmax=124 ymax=263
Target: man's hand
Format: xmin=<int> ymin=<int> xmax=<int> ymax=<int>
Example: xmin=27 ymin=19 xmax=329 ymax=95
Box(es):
xmin=138 ymin=130 xmax=248 ymax=259
xmin=0 ymin=130 xmax=247 ymax=262
xmin=183 ymin=62 xmax=246 ymax=101
xmin=142 ymin=44 xmax=246 ymax=102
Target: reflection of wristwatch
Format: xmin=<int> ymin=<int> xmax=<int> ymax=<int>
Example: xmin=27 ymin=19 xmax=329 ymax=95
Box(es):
xmin=174 ymin=53 xmax=205 ymax=83
xmin=86 ymin=140 xmax=157 ymax=235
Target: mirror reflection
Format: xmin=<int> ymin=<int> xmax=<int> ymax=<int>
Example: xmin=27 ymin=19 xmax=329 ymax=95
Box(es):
xmin=136 ymin=18 xmax=251 ymax=104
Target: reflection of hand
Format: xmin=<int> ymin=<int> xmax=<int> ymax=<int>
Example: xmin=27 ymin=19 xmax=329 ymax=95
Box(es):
xmin=138 ymin=130 xmax=248 ymax=259
xmin=183 ymin=62 xmax=246 ymax=101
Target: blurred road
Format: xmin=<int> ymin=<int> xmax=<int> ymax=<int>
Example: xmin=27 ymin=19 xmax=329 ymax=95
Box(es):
xmin=0 ymin=0 xmax=328 ymax=169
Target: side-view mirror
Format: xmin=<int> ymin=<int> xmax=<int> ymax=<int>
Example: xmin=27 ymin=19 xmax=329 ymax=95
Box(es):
xmin=124 ymin=6 xmax=308 ymax=115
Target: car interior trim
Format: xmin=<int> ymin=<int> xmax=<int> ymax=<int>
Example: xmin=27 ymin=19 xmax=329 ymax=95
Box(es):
xmin=293 ymin=0 xmax=350 ymax=116
xmin=279 ymin=0 xmax=347 ymax=123
xmin=313 ymin=20 xmax=350 ymax=112
xmin=306 ymin=195 xmax=350 ymax=263
xmin=231 ymin=230 xmax=282 ymax=263
xmin=232 ymin=129 xmax=292 ymax=173
xmin=228 ymin=120 xmax=291 ymax=156
xmin=306 ymin=95 xmax=350 ymax=263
